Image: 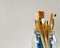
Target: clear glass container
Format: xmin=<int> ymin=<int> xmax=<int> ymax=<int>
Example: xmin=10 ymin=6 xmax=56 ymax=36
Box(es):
xmin=32 ymin=30 xmax=57 ymax=48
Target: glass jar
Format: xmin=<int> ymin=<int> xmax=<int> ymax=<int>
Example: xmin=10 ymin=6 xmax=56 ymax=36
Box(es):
xmin=32 ymin=30 xmax=57 ymax=48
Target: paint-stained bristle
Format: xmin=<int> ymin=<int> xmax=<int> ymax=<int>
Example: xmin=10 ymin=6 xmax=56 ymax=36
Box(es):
xmin=50 ymin=13 xmax=54 ymax=22
xmin=38 ymin=11 xmax=44 ymax=19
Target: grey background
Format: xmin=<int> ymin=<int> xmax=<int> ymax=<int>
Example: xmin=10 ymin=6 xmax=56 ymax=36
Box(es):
xmin=0 ymin=0 xmax=60 ymax=48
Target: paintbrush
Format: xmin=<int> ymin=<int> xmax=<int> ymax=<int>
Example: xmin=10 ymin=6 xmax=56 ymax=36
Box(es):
xmin=34 ymin=11 xmax=55 ymax=48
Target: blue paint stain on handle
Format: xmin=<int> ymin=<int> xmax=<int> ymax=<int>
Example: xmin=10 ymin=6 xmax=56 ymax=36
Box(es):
xmin=36 ymin=33 xmax=43 ymax=48
xmin=35 ymin=33 xmax=53 ymax=48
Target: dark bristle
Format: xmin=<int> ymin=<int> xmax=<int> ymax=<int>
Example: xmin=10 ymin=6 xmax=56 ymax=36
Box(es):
xmin=54 ymin=14 xmax=56 ymax=17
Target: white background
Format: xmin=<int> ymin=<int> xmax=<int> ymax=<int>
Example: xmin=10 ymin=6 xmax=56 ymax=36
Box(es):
xmin=0 ymin=0 xmax=60 ymax=48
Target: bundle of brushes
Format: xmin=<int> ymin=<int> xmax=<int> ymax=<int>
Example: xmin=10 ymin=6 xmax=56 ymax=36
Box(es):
xmin=34 ymin=10 xmax=56 ymax=48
